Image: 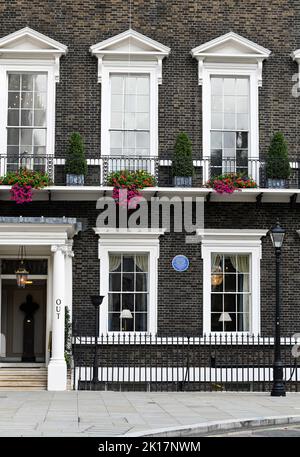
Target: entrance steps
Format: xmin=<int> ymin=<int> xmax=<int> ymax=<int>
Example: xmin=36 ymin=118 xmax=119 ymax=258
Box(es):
xmin=0 ymin=366 xmax=47 ymax=390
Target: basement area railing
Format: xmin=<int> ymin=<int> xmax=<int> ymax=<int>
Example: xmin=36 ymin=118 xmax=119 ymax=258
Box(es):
xmin=72 ymin=334 xmax=300 ymax=392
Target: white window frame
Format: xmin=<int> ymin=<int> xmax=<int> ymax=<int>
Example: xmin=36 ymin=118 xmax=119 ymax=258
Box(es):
xmin=199 ymin=229 xmax=268 ymax=337
xmin=0 ymin=28 xmax=67 ymax=169
xmin=94 ymin=228 xmax=165 ymax=335
xmin=101 ymin=63 xmax=158 ymax=159
xmin=0 ymin=62 xmax=56 ymax=164
xmin=202 ymin=64 xmax=259 ymax=182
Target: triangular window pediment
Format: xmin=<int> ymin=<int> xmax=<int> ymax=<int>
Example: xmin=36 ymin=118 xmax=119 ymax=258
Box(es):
xmin=90 ymin=29 xmax=170 ymax=57
xmin=0 ymin=27 xmax=67 ymax=55
xmin=191 ymin=32 xmax=271 ymax=59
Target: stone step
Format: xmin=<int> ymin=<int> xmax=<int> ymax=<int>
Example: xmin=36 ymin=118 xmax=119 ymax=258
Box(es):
xmin=0 ymin=367 xmax=48 ymax=390
xmin=0 ymin=386 xmax=47 ymax=391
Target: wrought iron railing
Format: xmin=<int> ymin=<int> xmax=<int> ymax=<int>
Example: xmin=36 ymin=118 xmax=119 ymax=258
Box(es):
xmin=0 ymin=153 xmax=300 ymax=188
xmin=72 ymin=334 xmax=300 ymax=392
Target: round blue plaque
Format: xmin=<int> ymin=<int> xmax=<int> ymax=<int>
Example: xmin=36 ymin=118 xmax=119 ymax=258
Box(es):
xmin=172 ymin=255 xmax=189 ymax=272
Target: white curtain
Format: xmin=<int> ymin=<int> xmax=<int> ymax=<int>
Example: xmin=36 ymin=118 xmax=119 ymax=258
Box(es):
xmin=211 ymin=253 xmax=221 ymax=272
xmin=109 ymin=255 xmax=121 ymax=272
xmin=230 ymin=255 xmax=250 ymax=331
xmin=135 ymin=255 xmax=148 ymax=272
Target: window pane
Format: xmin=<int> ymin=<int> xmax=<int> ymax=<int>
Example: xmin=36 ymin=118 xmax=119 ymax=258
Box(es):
xmin=8 ymin=74 xmax=20 ymax=91
xmin=108 ymin=313 xmax=120 ymax=331
xmin=109 ymin=255 xmax=121 ymax=272
xmin=8 ymin=93 xmax=20 ymax=109
xmin=211 ymin=131 xmax=222 ymax=149
xmin=211 ymin=112 xmax=223 ymax=129
xmin=111 ymin=76 xmax=123 ymax=94
xmin=211 ymin=294 xmax=222 ymax=312
xmin=108 ymin=294 xmax=121 ymax=312
xmin=224 ymin=294 xmax=236 ymax=312
xmin=111 ymin=94 xmax=123 ymax=111
xmin=124 ymin=113 xmax=135 ymax=130
xmin=34 ymin=74 xmax=47 ymax=92
xmin=236 ymin=131 xmax=248 ymax=149
xmin=34 ymin=110 xmax=47 ymax=127
xmin=33 ymin=129 xmax=46 ymax=146
xmin=224 ymin=78 xmax=235 ymax=95
xmin=136 ymin=113 xmax=149 ymax=129
xmin=135 ymin=294 xmax=147 ymax=311
xmin=224 ymin=114 xmax=235 ymax=129
xmin=21 ymin=74 xmax=33 ymax=91
xmin=237 ymin=114 xmax=248 ymax=130
xmin=237 ymin=294 xmax=250 ymax=313
xmin=236 ymin=78 xmax=248 ymax=95
xmin=224 ymin=132 xmax=235 ymax=149
xmin=136 ymin=255 xmax=148 ymax=272
xmin=238 ymin=273 xmax=250 ymax=292
xmin=224 ymin=256 xmax=236 ymax=272
xmin=7 ymin=110 xmax=19 ymax=126
xmin=123 ymin=256 xmax=135 ymax=272
xmin=136 ymin=273 xmax=147 ymax=292
xmin=211 ymin=149 xmax=222 ymax=167
xmin=123 ymin=273 xmax=134 ymax=291
xmin=224 ymin=274 xmax=236 ymax=292
xmin=122 ymin=294 xmax=134 ymax=311
xmin=211 ymin=275 xmax=223 ymax=292
xmin=125 ymin=76 xmax=136 ymax=95
xmin=224 ymin=313 xmax=236 ymax=331
xmin=212 ymin=96 xmax=223 ymax=112
xmin=237 ymin=313 xmax=249 ymax=331
xmin=21 ymin=128 xmax=32 ymax=146
xmin=34 ymin=93 xmax=47 ymax=110
xmin=224 ymin=96 xmax=235 ymax=113
xmin=124 ymin=131 xmax=135 ymax=148
xmin=121 ymin=316 xmax=133 ymax=332
xmin=236 ymin=96 xmax=248 ymax=114
xmin=7 ymin=129 xmax=19 ymax=145
xmin=125 ymin=95 xmax=135 ymax=113
xmin=135 ymin=313 xmax=147 ymax=331
xmin=21 ymin=92 xmax=33 ymax=109
xmin=110 ymin=131 xmax=122 ymax=148
xmin=211 ymin=313 xmax=223 ymax=331
xmin=21 ymin=110 xmax=33 ymax=126
xmin=137 ymin=77 xmax=149 ymax=95
xmin=136 ymin=132 xmax=149 ymax=148
xmin=136 ymin=95 xmax=149 ymax=113
xmin=109 ymin=273 xmax=121 ymax=291
xmin=211 ymin=77 xmax=223 ymax=95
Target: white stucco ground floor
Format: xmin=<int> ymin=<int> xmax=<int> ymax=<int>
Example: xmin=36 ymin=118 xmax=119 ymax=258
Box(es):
xmin=0 ymin=217 xmax=80 ymax=390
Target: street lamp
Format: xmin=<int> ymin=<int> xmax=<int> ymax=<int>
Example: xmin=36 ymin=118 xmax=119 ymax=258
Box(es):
xmin=90 ymin=295 xmax=105 ymax=387
xmin=269 ymin=221 xmax=286 ymax=397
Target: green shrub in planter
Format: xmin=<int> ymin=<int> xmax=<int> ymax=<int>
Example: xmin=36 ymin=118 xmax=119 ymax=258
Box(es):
xmin=266 ymin=132 xmax=291 ymax=188
xmin=65 ymin=132 xmax=87 ymax=185
xmin=172 ymin=132 xmax=194 ymax=187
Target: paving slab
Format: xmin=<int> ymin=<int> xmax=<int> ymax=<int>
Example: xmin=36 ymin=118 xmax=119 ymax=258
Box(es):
xmin=0 ymin=391 xmax=299 ymax=436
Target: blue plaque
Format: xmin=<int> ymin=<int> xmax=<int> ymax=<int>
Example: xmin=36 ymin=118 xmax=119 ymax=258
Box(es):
xmin=172 ymin=255 xmax=189 ymax=272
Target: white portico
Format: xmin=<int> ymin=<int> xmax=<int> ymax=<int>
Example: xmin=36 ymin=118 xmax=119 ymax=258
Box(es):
xmin=0 ymin=217 xmax=80 ymax=391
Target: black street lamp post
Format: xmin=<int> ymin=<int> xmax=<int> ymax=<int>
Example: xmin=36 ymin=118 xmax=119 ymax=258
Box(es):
xmin=269 ymin=221 xmax=286 ymax=397
xmin=90 ymin=295 xmax=104 ymax=387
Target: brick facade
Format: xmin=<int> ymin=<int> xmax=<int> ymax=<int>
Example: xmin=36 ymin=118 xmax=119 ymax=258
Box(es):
xmin=1 ymin=200 xmax=299 ymax=337
xmin=0 ymin=0 xmax=299 ymax=159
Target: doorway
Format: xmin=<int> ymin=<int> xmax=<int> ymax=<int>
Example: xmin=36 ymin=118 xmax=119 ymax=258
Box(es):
xmin=0 ymin=279 xmax=46 ymax=362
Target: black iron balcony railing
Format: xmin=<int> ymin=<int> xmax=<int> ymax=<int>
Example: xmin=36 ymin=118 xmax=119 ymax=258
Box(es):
xmin=0 ymin=153 xmax=300 ymax=188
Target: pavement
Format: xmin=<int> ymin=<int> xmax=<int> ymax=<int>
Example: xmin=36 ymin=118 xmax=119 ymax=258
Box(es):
xmin=0 ymin=391 xmax=300 ymax=437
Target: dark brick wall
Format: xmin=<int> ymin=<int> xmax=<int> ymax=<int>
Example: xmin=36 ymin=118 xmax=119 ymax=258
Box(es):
xmin=0 ymin=1 xmax=299 ymax=159
xmin=1 ymin=200 xmax=300 ymax=338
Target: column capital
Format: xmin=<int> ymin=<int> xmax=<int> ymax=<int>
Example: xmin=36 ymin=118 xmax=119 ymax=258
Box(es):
xmin=51 ymin=244 xmax=68 ymax=255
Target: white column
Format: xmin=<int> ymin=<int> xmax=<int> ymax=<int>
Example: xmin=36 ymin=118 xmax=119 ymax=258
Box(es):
xmin=48 ymin=244 xmax=67 ymax=391
xmin=65 ymin=240 xmax=74 ymax=320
